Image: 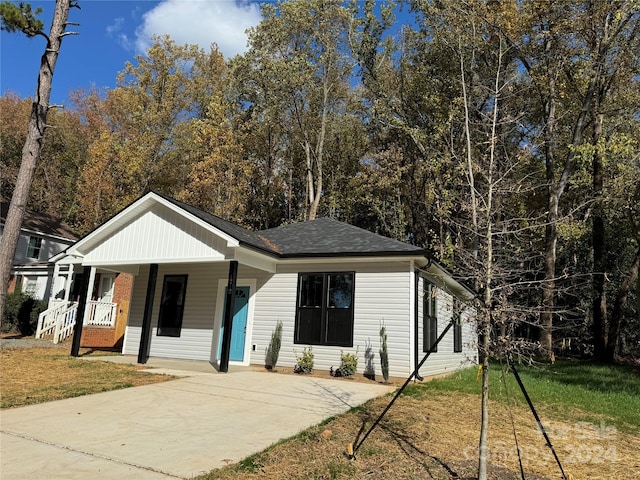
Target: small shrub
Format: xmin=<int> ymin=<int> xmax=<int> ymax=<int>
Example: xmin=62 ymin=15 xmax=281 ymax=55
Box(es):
xmin=294 ymin=347 xmax=314 ymax=373
xmin=332 ymin=349 xmax=359 ymax=377
xmin=2 ymin=291 xmax=44 ymax=335
xmin=380 ymin=324 xmax=389 ymax=383
xmin=266 ymin=320 xmax=283 ymax=369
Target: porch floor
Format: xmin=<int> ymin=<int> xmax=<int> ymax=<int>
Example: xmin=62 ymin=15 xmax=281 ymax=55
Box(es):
xmin=1 ymin=360 xmax=394 ymax=479
xmin=80 ymin=354 xmax=250 ymax=376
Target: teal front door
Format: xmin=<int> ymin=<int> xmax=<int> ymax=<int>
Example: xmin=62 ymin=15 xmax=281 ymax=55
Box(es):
xmin=219 ymin=286 xmax=250 ymax=362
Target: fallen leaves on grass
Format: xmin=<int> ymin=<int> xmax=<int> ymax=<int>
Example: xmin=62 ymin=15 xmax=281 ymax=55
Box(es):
xmin=0 ymin=345 xmax=173 ymax=408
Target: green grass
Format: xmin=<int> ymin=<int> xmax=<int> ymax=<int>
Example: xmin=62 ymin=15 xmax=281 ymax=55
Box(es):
xmin=405 ymin=359 xmax=640 ymax=433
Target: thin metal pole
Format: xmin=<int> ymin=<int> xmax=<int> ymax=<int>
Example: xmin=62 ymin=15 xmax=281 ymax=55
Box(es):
xmin=500 ymin=360 xmax=526 ymax=480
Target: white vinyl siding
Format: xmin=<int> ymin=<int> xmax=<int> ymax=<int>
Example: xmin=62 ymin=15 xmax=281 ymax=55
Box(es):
xmin=124 ymin=263 xmax=267 ymax=362
xmin=249 ymin=262 xmax=413 ymax=378
xmin=123 ymin=262 xmax=477 ymax=378
xmin=124 ymin=263 xmax=228 ymax=360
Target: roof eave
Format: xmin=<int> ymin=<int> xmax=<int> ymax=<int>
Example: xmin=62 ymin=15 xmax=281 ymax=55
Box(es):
xmin=277 ymin=249 xmax=430 ymax=259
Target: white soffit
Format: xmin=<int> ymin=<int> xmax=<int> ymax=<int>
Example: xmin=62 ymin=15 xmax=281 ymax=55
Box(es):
xmin=423 ymin=262 xmax=476 ymax=301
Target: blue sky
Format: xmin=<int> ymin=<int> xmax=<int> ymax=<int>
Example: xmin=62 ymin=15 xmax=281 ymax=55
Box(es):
xmin=1 ymin=0 xmax=263 ymax=104
xmin=1 ymin=1 xmax=411 ymax=106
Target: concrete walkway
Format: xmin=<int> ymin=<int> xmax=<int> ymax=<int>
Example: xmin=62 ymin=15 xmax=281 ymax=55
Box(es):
xmin=0 ymin=359 xmax=394 ymax=479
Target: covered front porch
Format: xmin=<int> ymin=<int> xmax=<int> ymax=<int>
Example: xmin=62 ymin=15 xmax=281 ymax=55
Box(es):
xmin=118 ymin=259 xmax=270 ymax=371
xmin=46 ymin=193 xmax=277 ymax=371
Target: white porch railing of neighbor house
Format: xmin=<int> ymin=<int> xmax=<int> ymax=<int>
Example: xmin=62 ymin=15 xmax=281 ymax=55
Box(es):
xmin=36 ymin=300 xmax=117 ymax=344
xmin=86 ymin=301 xmax=118 ymax=327
xmin=36 ymin=301 xmax=77 ymax=341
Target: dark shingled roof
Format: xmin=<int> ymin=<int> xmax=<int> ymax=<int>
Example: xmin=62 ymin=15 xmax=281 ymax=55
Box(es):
xmin=1 ymin=202 xmax=79 ymax=241
xmin=158 ymin=193 xmax=426 ymax=258
xmin=258 ymin=218 xmax=426 ymax=257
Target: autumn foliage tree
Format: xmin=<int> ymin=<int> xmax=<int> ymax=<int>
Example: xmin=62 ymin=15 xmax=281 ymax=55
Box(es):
xmin=74 ymin=37 xmax=228 ymax=232
xmin=235 ymin=0 xmax=356 ymax=221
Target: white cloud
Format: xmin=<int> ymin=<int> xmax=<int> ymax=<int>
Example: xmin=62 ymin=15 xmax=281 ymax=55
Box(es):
xmin=106 ymin=17 xmax=125 ymax=36
xmin=134 ymin=0 xmax=262 ymax=59
xmin=106 ymin=17 xmax=135 ymax=51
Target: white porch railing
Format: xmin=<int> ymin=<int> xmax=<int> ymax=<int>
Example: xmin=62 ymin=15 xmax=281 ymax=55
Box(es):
xmin=86 ymin=301 xmax=118 ymax=327
xmin=53 ymin=305 xmax=78 ymax=344
xmin=35 ymin=300 xmax=117 ymax=344
xmin=36 ymin=301 xmax=77 ymax=341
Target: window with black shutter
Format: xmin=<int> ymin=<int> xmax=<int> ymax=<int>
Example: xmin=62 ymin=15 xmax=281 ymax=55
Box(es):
xmin=423 ymin=281 xmax=438 ymax=352
xmin=453 ymin=298 xmax=463 ymax=353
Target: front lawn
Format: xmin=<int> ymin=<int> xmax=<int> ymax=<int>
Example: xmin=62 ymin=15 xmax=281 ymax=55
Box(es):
xmin=0 ymin=345 xmax=172 ymax=408
xmin=2 ymin=345 xmax=638 ymax=480
xmin=198 ymin=359 xmax=640 ymax=480
xmin=407 ymin=359 xmax=640 ymax=433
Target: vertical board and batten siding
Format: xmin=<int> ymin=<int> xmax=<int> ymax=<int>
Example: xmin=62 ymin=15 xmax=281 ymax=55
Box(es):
xmin=416 ymin=275 xmax=478 ymax=378
xmin=249 ymin=261 xmax=414 ymax=378
xmin=83 ymin=204 xmax=232 ymax=265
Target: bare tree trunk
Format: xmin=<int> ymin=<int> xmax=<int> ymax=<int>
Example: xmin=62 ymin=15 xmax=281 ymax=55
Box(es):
xmin=478 ymin=35 xmax=501 ymax=480
xmin=0 ymin=0 xmax=73 ymax=323
xmin=592 ymin=110 xmax=607 ymax=360
xmin=459 ymin=34 xmax=478 ymax=267
xmin=306 ymin=78 xmax=329 ymax=221
xmin=478 ymin=312 xmax=491 ymax=480
xmin=539 ymin=32 xmax=558 ymax=358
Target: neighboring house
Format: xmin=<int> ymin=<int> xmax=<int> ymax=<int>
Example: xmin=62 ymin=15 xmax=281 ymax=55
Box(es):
xmin=56 ymin=192 xmax=477 ymax=379
xmin=1 ymin=202 xmax=79 ymax=300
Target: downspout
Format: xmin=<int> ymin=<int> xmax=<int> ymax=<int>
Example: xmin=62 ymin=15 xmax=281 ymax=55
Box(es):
xmin=414 ymin=257 xmax=432 ymax=381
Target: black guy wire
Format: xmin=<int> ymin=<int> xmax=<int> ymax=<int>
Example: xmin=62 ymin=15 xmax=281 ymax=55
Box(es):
xmin=350 ymin=318 xmax=455 ymax=458
xmin=508 ymin=357 xmax=567 ymax=480
xmin=500 ymin=359 xmax=526 ymax=480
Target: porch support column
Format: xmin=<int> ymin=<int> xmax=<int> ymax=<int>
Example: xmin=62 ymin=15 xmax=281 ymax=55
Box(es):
xmin=50 ymin=262 xmax=61 ymax=307
xmin=70 ymin=266 xmax=91 ymax=357
xmin=83 ymin=267 xmax=97 ymax=324
xmin=138 ymin=263 xmax=158 ymax=364
xmin=63 ymin=265 xmax=73 ymax=302
xmin=219 ymin=260 xmax=238 ymax=373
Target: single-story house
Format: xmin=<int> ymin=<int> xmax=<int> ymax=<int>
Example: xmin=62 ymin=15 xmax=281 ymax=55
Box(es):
xmin=1 ymin=202 xmax=79 ymax=300
xmin=58 ymin=192 xmax=477 ymax=379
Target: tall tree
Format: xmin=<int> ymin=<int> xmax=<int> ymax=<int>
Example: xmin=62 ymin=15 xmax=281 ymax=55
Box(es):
xmin=0 ymin=0 xmax=77 ymax=322
xmin=237 ymin=0 xmax=356 ymax=221
xmin=503 ymin=0 xmax=640 ymax=359
xmin=74 ymin=37 xmax=225 ymax=232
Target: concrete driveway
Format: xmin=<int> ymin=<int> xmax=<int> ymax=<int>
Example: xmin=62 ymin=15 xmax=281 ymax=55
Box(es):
xmin=0 ymin=359 xmax=394 ymax=479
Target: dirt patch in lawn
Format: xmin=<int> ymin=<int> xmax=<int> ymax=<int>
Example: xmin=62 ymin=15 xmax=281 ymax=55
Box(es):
xmin=0 ymin=344 xmax=173 ymax=409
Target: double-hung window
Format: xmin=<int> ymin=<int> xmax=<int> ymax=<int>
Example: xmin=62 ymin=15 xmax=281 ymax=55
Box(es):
xmin=423 ymin=281 xmax=438 ymax=352
xmin=295 ymin=272 xmax=355 ymax=347
xmin=26 ymin=236 xmax=42 ymax=259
